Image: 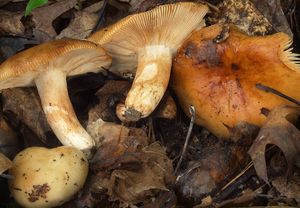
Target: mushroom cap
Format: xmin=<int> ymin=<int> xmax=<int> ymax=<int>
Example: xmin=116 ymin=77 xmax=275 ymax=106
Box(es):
xmin=9 ymin=146 xmax=88 ymax=208
xmin=172 ymin=24 xmax=300 ymax=139
xmin=88 ymin=2 xmax=208 ymax=75
xmin=0 ymin=39 xmax=111 ymax=90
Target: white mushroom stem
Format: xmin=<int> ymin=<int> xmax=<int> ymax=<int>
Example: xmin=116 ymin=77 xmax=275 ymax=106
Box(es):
xmin=124 ymin=45 xmax=172 ymax=121
xmin=35 ymin=69 xmax=95 ymax=151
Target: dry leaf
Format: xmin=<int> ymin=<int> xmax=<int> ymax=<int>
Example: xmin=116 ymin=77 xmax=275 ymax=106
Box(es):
xmin=272 ymin=174 xmax=300 ymax=204
xmin=0 ymin=37 xmax=39 ymax=62
xmin=251 ymin=0 xmax=293 ymax=37
xmin=175 ymin=133 xmax=254 ymax=205
xmin=210 ymin=0 xmax=273 ymax=35
xmin=30 ymin=0 xmax=77 ymax=41
xmin=0 ymin=152 xmax=12 ymax=175
xmin=248 ymin=105 xmax=300 ymax=183
xmin=0 ymin=0 xmax=11 ymax=7
xmin=90 ymin=124 xmax=148 ymax=169
xmin=81 ymin=123 xmax=175 ymax=206
xmin=1 ymin=88 xmax=56 ymax=146
xmin=0 ymin=115 xmax=20 ymax=159
xmin=56 ymin=1 xmax=105 ymax=39
xmin=88 ymin=80 xmax=130 ymax=124
xmin=0 ymin=10 xmax=24 ymax=36
xmin=93 ymin=142 xmax=174 ymax=205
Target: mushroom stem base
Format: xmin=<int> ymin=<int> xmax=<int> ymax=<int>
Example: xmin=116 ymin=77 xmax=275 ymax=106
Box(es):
xmin=35 ymin=69 xmax=95 ymax=151
xmin=125 ymin=45 xmax=172 ymax=121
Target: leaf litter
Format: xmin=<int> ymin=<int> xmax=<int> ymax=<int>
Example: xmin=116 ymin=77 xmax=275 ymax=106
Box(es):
xmin=0 ymin=0 xmax=300 ymax=207
xmin=248 ymin=105 xmax=300 ymax=183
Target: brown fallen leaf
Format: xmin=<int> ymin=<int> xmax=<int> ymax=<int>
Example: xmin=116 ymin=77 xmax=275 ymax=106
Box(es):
xmin=175 ymin=136 xmax=253 ymax=205
xmin=29 ymin=0 xmax=77 ymax=42
xmin=251 ymin=0 xmax=293 ymax=37
xmin=209 ymin=0 xmax=273 ymax=35
xmin=79 ymin=123 xmax=174 ymax=207
xmin=272 ymin=174 xmax=300 ymax=204
xmin=248 ymin=105 xmax=300 ymax=183
xmin=0 ymin=37 xmax=39 ymax=62
xmin=88 ymin=80 xmax=130 ymax=124
xmin=0 ymin=10 xmax=24 ymax=36
xmin=0 ymin=152 xmax=12 ymax=175
xmin=90 ymin=123 xmax=148 ymax=168
xmin=0 ymin=0 xmax=11 ymax=7
xmin=0 ymin=115 xmax=20 ymax=159
xmin=214 ymin=189 xmax=257 ymax=208
xmin=1 ymin=88 xmax=57 ymax=146
xmin=56 ymin=1 xmax=105 ymax=39
xmin=92 ymin=142 xmax=174 ymax=205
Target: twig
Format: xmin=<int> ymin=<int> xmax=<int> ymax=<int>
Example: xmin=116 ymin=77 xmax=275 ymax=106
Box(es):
xmin=256 ymin=83 xmax=300 ymax=105
xmin=174 ymin=106 xmax=195 ymax=175
xmin=92 ymin=0 xmax=108 ymax=33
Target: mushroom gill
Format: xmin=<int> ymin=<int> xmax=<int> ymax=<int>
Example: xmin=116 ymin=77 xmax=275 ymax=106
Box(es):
xmin=88 ymin=2 xmax=208 ymax=121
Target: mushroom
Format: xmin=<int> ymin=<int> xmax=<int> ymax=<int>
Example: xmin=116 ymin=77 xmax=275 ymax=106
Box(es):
xmin=9 ymin=146 xmax=88 ymax=208
xmin=172 ymin=24 xmax=300 ymax=139
xmin=0 ymin=39 xmax=111 ymax=151
xmin=88 ymin=2 xmax=209 ymax=121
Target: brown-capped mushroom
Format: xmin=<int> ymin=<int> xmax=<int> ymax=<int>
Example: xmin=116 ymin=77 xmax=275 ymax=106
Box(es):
xmin=0 ymin=39 xmax=111 ymax=151
xmin=172 ymin=24 xmax=300 ymax=139
xmin=9 ymin=146 xmax=88 ymax=208
xmin=88 ymin=2 xmax=208 ymax=121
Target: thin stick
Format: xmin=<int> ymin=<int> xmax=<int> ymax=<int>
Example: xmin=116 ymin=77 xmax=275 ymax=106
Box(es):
xmin=174 ymin=106 xmax=195 ymax=175
xmin=256 ymin=83 xmax=300 ymax=105
xmin=92 ymin=0 xmax=108 ymax=33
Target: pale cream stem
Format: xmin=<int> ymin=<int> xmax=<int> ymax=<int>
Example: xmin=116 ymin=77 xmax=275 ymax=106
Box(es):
xmin=124 ymin=45 xmax=172 ymax=121
xmin=35 ymin=69 xmax=95 ymax=151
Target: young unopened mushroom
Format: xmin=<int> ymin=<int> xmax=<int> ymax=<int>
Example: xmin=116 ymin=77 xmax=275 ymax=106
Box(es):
xmin=9 ymin=146 xmax=88 ymax=208
xmin=0 ymin=39 xmax=111 ymax=151
xmin=172 ymin=24 xmax=300 ymax=139
xmin=88 ymin=2 xmax=209 ymax=121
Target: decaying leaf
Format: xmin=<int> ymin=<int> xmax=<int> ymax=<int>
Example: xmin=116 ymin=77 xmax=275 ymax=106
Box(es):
xmin=248 ymin=105 xmax=300 ymax=183
xmin=251 ymin=0 xmax=293 ymax=37
xmin=0 ymin=10 xmax=24 ymax=36
xmin=214 ymin=189 xmax=257 ymax=208
xmin=272 ymin=174 xmax=300 ymax=204
xmin=1 ymin=88 xmax=55 ymax=145
xmin=0 ymin=37 xmax=39 ymax=62
xmin=81 ymin=123 xmax=175 ymax=206
xmin=176 ymin=137 xmax=252 ymax=205
xmin=90 ymin=122 xmax=148 ymax=166
xmin=56 ymin=1 xmax=105 ymax=39
xmin=88 ymin=80 xmax=130 ymax=124
xmin=209 ymin=0 xmax=273 ymax=35
xmin=29 ymin=0 xmax=77 ymax=41
xmin=93 ymin=143 xmax=174 ymax=205
xmin=0 ymin=0 xmax=11 ymax=7
xmin=0 ymin=115 xmax=20 ymax=159
xmin=0 ymin=152 xmax=12 ymax=175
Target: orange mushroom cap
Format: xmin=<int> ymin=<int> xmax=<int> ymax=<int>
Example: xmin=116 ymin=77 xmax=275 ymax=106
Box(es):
xmin=172 ymin=24 xmax=300 ymax=139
